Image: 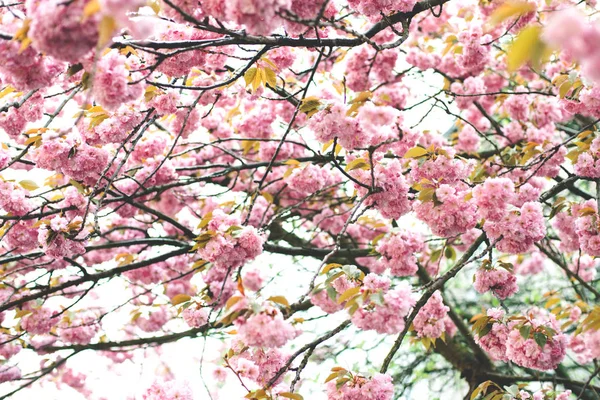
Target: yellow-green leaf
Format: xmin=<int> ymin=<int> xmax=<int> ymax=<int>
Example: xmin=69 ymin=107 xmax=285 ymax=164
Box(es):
xmin=321 ymin=263 xmax=343 ymax=275
xmin=279 ymin=393 xmax=303 ymax=400
xmin=345 ymin=158 xmax=370 ymax=172
xmin=148 ymin=0 xmax=161 ymax=14
xmin=300 ymin=97 xmax=321 ymax=117
xmin=506 ymin=25 xmax=543 ymax=72
xmin=244 ymin=67 xmax=257 ymax=87
xmin=558 ymin=80 xmax=573 ymax=99
xmin=83 ymin=0 xmax=101 ymax=18
xmin=544 ymin=297 xmax=560 ymax=309
xmin=268 ymin=296 xmax=290 ymax=307
xmin=489 ymin=0 xmax=536 ymax=26
xmin=0 ymin=86 xmax=16 ymax=100
xmin=264 ymin=67 xmax=277 ymax=87
xmin=19 ymin=180 xmax=39 ymax=191
xmin=337 ymin=287 xmax=360 ymax=304
xmin=15 ymin=309 xmax=32 ymax=319
xmin=252 ymin=67 xmax=264 ymax=92
xmin=171 ymin=294 xmax=191 ymax=306
xmin=403 ymin=146 xmax=429 ymax=159
xmin=98 ymin=15 xmax=116 ymax=47
xmin=261 ymin=191 xmax=274 ymax=204
xmin=225 ymin=296 xmax=243 ymax=310
xmin=322 ymin=139 xmax=334 ymax=153
xmin=197 ymin=211 xmax=213 ymax=229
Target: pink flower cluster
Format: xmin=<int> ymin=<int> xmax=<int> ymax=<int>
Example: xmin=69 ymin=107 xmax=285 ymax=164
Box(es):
xmin=347 ymin=0 xmax=416 ymax=19
xmin=505 ymin=311 xmax=568 ymax=371
xmin=575 ymin=137 xmax=600 ymax=178
xmin=473 ymin=177 xmax=515 ymax=221
xmin=415 ymin=184 xmax=478 ymax=237
xmin=474 ymin=178 xmax=546 ymax=253
xmin=409 ymin=152 xmax=474 ymax=185
xmin=568 ymin=255 xmax=598 ymax=282
xmin=451 ymin=76 xmax=487 ymax=110
xmin=136 ymin=306 xmax=169 ymax=332
xmin=0 ymin=365 xmax=21 ymax=384
xmin=475 ymin=309 xmax=568 ymax=370
xmin=242 ymin=268 xmax=264 ymax=291
xmin=229 ymin=345 xmax=289 ymax=386
xmin=235 ymin=307 xmax=298 ymax=348
xmin=93 ymin=51 xmax=143 ymax=110
xmin=456 ymin=125 xmax=481 ymax=153
xmin=543 ymin=8 xmax=600 ymax=83
xmin=311 ymin=275 xmax=357 ymax=314
xmin=374 ymin=230 xmax=424 ymax=276
xmin=27 ymin=0 xmax=100 ymax=63
xmin=483 ymin=202 xmax=546 ymax=254
xmin=413 ymin=291 xmax=452 ymax=339
xmin=356 ymin=159 xmax=412 ymax=220
xmin=38 ymin=216 xmax=87 ymax=259
xmin=33 ymin=134 xmax=110 ymax=185
xmin=345 ymin=47 xmax=398 ymax=91
xmin=141 ymin=379 xmax=193 ymax=400
xmin=0 ymin=181 xmax=34 ymax=216
xmin=515 ymin=251 xmax=545 ymax=275
xmin=552 ymin=210 xmax=580 ymax=252
xmin=456 ymin=26 xmax=492 ymax=76
xmin=474 ymin=308 xmax=510 ymax=362
xmin=351 ymin=275 xmax=415 ymax=334
xmin=197 ymin=210 xmax=264 ymax=269
xmin=182 ymin=306 xmax=209 ymax=328
xmin=219 ymin=0 xmax=291 ymax=35
xmin=57 ymin=311 xmax=100 ymax=344
xmin=473 ymin=266 xmax=518 ymax=300
xmin=80 ymin=106 xmax=144 ymax=146
xmin=571 ymin=329 xmax=600 ymax=364
xmin=0 ymin=334 xmax=21 ymax=360
xmin=153 ymin=25 xmax=226 ymax=76
xmin=309 ymin=102 xmax=367 ymax=150
xmin=326 ymin=372 xmax=394 ymax=400
xmin=285 ymin=164 xmax=332 ymax=195
xmin=0 ymin=91 xmax=44 ymax=140
xmin=573 ymin=201 xmax=600 ymax=256
xmin=0 ymin=25 xmax=63 ymax=91
xmin=21 ymin=307 xmax=59 ymax=335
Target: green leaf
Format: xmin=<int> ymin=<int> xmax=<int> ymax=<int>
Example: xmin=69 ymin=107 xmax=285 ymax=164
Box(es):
xmin=534 ymin=332 xmax=548 ymax=349
xmin=519 ymin=324 xmax=531 ymax=340
xmin=326 ymin=286 xmax=338 ymax=302
xmin=479 ymin=322 xmax=493 ymax=338
xmin=445 ymin=246 xmax=456 ymax=261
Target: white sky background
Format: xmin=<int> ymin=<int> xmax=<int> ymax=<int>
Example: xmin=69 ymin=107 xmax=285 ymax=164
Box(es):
xmin=0 ymin=5 xmax=483 ymax=398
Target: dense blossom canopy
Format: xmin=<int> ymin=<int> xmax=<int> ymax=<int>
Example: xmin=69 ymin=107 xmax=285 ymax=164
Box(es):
xmin=0 ymin=0 xmax=600 ymax=399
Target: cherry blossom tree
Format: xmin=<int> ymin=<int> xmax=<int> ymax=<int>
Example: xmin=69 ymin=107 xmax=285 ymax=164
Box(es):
xmin=1 ymin=0 xmax=600 ymax=399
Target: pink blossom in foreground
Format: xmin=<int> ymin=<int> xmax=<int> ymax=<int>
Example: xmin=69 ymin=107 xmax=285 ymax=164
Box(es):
xmin=505 ymin=310 xmax=567 ymax=371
